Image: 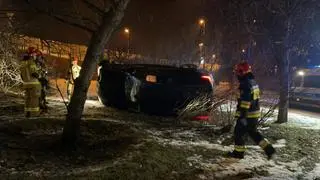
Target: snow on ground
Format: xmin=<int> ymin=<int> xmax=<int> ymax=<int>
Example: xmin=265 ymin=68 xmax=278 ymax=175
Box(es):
xmin=287 ymin=109 xmax=320 ymax=129
xmin=247 ymin=159 xmax=304 ymax=180
xmin=145 ymin=126 xmax=320 ymax=179
xmin=264 ymin=109 xmax=320 ymax=130
xmin=150 ymin=131 xmax=286 ymax=153
xmin=304 ymin=163 xmax=320 ymax=180
xmin=216 ymin=156 xmax=303 ymax=179
xmin=160 ymin=138 xmax=233 ymax=152
xmin=84 ymin=99 xmax=104 ymax=107
xmin=46 ymin=96 xmax=103 ymax=108
xmin=44 ymin=83 xmax=320 ymax=179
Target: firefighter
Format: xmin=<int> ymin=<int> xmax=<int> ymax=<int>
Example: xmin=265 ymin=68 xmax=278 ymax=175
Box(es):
xmin=66 ymin=57 xmax=81 ymax=100
xmin=20 ymin=47 xmax=41 ymax=117
xmin=227 ymin=62 xmax=275 ymax=159
xmin=35 ymin=50 xmax=49 ymax=112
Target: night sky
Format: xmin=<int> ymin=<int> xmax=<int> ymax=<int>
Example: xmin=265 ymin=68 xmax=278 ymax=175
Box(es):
xmin=111 ymin=0 xmax=205 ymax=56
xmin=1 ymin=0 xmax=206 ymax=58
xmin=1 ymin=0 xmax=320 ymax=66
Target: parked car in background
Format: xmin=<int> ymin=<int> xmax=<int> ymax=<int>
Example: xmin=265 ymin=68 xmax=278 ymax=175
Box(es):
xmin=290 ymin=67 xmax=320 ymax=109
xmin=97 ymin=61 xmax=214 ymax=115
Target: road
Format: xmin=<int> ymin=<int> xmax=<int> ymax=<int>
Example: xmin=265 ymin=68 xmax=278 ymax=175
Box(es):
xmin=289 ymin=107 xmax=319 ymax=119
xmin=286 ymin=106 xmax=320 ymax=129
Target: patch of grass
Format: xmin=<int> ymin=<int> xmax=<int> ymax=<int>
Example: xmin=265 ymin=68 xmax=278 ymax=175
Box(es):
xmin=264 ymin=124 xmax=320 ymax=172
xmin=0 ymin=118 xmax=144 ymax=178
xmin=66 ymin=141 xmax=202 ymax=180
xmin=84 ymin=106 xmax=177 ymax=125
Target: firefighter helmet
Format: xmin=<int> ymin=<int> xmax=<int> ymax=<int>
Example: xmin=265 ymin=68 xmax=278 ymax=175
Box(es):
xmin=234 ymin=62 xmax=252 ymax=76
xmin=72 ymin=56 xmax=79 ymax=64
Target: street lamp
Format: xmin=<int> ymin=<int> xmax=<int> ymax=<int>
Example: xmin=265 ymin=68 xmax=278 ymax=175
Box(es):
xmin=198 ymin=18 xmax=206 ymax=35
xmin=124 ymin=28 xmax=130 ymax=55
xmin=199 ymin=19 xmax=205 ymax=26
xmin=297 ymin=70 xmax=305 ymax=87
xmin=124 ymin=28 xmax=130 ymax=34
xmin=198 ymin=18 xmax=206 ymax=69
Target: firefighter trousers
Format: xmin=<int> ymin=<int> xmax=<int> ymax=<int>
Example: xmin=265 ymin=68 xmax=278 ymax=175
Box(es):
xmin=234 ymin=118 xmax=264 ymax=150
xmin=39 ymin=78 xmax=48 ymax=111
xmin=40 ymin=87 xmax=48 ymax=111
xmin=24 ymin=83 xmax=41 ymax=117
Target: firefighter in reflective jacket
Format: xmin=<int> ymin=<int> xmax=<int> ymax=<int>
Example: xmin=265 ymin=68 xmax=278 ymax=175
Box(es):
xmin=20 ymin=47 xmax=41 ymax=117
xmin=227 ymin=62 xmax=275 ymax=159
xmin=67 ymin=57 xmax=81 ymax=100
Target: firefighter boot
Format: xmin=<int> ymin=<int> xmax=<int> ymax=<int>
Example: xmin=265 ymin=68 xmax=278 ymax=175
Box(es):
xmin=226 ymin=151 xmax=244 ymax=159
xmin=264 ymin=144 xmax=275 ymax=160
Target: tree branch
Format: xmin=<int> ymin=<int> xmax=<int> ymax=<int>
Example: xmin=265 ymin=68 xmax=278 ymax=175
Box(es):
xmin=24 ymin=0 xmax=95 ymax=33
xmin=50 ymin=11 xmax=99 ymax=29
xmin=49 ymin=13 xmax=95 ymax=33
xmin=81 ymin=0 xmax=104 ymax=15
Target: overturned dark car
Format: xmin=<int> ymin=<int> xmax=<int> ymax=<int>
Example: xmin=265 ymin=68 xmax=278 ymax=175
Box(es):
xmin=97 ymin=61 xmax=214 ymax=115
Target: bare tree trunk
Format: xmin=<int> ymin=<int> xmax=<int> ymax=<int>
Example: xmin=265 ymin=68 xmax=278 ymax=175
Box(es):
xmin=277 ymin=48 xmax=290 ymax=123
xmin=62 ymin=0 xmax=130 ymax=145
xmin=277 ymin=19 xmax=291 ymax=123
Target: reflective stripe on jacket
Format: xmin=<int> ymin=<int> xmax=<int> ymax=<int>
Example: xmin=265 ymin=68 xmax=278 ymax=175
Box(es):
xmin=72 ymin=65 xmax=81 ymax=80
xmin=20 ymin=59 xmax=40 ymax=87
xmin=235 ymin=78 xmax=260 ymax=119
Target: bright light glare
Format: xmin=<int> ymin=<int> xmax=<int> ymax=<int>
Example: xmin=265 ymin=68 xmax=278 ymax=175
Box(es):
xmin=199 ymin=19 xmax=205 ymax=25
xmin=201 ymin=75 xmax=214 ymax=86
xmin=124 ymin=28 xmax=130 ymax=34
xmin=97 ymin=66 xmax=102 ymax=76
xmin=298 ymin=71 xmax=305 ymax=76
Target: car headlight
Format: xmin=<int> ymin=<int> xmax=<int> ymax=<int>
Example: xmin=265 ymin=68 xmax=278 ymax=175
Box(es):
xmin=297 ymin=71 xmax=305 ymax=76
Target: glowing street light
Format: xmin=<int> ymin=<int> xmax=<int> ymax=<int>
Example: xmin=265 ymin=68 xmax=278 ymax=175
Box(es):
xmin=198 ymin=18 xmax=206 ymax=69
xmin=242 ymin=49 xmax=246 ymax=53
xmin=124 ymin=28 xmax=130 ymax=34
xmin=199 ymin=18 xmax=205 ymax=26
xmin=124 ymin=28 xmax=130 ymax=55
